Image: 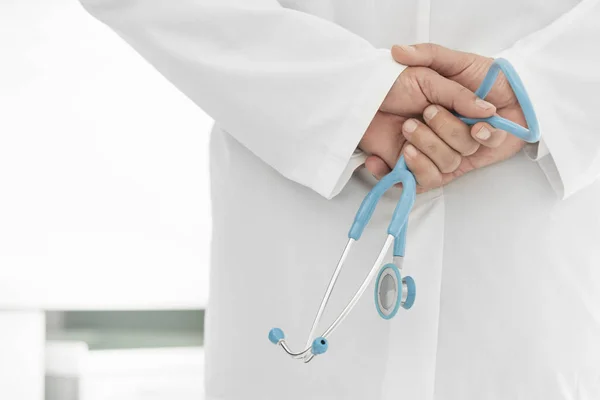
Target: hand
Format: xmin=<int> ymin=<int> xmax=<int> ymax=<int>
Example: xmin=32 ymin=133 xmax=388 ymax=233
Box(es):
xmin=365 ymin=44 xmax=527 ymax=192
xmin=359 ymin=63 xmax=498 ymax=173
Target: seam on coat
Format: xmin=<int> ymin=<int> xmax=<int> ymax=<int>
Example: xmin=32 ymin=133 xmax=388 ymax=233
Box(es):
xmin=431 ymin=187 xmax=446 ymax=400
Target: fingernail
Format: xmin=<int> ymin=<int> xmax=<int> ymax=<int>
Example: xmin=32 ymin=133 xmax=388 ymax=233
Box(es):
xmin=398 ymin=45 xmax=416 ymax=52
xmin=403 ymin=119 xmax=418 ymax=134
xmin=405 ymin=145 xmax=417 ymax=158
xmin=423 ymin=105 xmax=439 ymax=121
xmin=475 ymin=98 xmax=495 ymax=110
xmin=476 ymin=126 xmax=491 ymax=140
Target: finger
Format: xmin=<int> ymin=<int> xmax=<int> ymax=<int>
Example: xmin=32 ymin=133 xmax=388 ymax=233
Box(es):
xmin=365 ymin=155 xmax=407 ymax=188
xmin=403 ymin=144 xmax=443 ymax=190
xmin=359 ymin=111 xmax=405 ymax=169
xmin=423 ymin=105 xmax=480 ymax=156
xmin=391 ymin=43 xmax=480 ymax=78
xmin=366 ymin=151 xmax=438 ymax=193
xmin=402 ymin=118 xmax=462 ymax=174
xmin=365 ymin=155 xmax=391 ymax=180
xmin=414 ymin=67 xmax=496 ymax=119
xmin=471 ymin=121 xmax=508 ymax=148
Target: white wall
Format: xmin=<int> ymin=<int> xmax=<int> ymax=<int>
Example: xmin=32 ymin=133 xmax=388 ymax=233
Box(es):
xmin=0 ymin=311 xmax=44 ymax=400
xmin=0 ymin=0 xmax=214 ymax=309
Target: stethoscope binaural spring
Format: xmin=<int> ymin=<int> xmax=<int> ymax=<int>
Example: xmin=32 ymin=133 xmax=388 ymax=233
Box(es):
xmin=268 ymin=58 xmax=540 ymax=363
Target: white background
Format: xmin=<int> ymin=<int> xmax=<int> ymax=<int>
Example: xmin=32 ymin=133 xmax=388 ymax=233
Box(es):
xmin=0 ymin=0 xmax=214 ymax=310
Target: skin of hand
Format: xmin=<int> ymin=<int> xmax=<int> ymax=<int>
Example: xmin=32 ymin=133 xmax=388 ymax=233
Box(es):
xmin=358 ymin=63 xmax=499 ymax=174
xmin=365 ymin=43 xmax=527 ymax=193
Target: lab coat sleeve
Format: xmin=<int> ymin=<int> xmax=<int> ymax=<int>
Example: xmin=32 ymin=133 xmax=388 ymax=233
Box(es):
xmin=495 ymin=0 xmax=600 ymax=199
xmin=77 ymin=0 xmax=404 ymax=199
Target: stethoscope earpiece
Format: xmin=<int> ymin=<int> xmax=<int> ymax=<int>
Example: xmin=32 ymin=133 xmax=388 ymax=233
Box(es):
xmin=311 ymin=337 xmax=328 ymax=355
xmin=268 ymin=327 xmax=285 ymax=345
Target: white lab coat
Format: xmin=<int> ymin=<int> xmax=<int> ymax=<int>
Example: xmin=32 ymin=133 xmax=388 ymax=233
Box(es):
xmin=79 ymin=0 xmax=600 ymax=399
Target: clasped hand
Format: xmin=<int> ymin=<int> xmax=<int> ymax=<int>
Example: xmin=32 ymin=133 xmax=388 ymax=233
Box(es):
xmin=359 ymin=44 xmax=527 ymax=192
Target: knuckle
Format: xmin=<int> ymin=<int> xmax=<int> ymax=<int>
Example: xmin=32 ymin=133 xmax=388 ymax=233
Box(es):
xmin=434 ymin=119 xmax=449 ymax=134
xmin=392 ymin=116 xmax=406 ymax=132
xmin=401 ymin=66 xmax=417 ymax=81
xmin=461 ymin=142 xmax=480 ymax=156
xmin=420 ymin=72 xmax=433 ymax=91
xmin=449 ymin=126 xmax=463 ymax=140
xmin=412 ymin=66 xmax=429 ymax=78
xmin=440 ymin=154 xmax=462 ymax=174
xmin=424 ymin=169 xmax=443 ymax=188
xmin=425 ymin=142 xmax=438 ymax=155
xmin=452 ymin=86 xmax=472 ymax=109
xmin=415 ymin=68 xmax=438 ymax=101
xmin=458 ymin=86 xmax=472 ymax=98
xmin=424 ymin=43 xmax=438 ymax=59
xmin=402 ymin=68 xmax=423 ymax=96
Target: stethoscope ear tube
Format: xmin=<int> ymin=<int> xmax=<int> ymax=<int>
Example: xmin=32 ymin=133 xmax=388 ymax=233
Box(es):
xmin=268 ymin=58 xmax=540 ymax=363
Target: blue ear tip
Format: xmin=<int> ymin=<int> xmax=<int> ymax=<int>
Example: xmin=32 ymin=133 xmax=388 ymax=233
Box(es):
xmin=402 ymin=276 xmax=416 ymax=310
xmin=311 ymin=337 xmax=328 ymax=355
xmin=268 ymin=328 xmax=285 ymax=344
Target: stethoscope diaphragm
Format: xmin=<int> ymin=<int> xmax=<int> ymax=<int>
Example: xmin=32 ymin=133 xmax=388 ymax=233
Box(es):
xmin=375 ymin=263 xmax=416 ymax=319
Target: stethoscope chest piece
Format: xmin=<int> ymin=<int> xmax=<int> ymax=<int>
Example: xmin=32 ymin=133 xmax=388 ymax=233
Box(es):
xmin=375 ymin=263 xmax=416 ymax=319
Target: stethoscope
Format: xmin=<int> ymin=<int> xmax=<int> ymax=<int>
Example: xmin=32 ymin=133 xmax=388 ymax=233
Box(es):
xmin=268 ymin=58 xmax=540 ymax=363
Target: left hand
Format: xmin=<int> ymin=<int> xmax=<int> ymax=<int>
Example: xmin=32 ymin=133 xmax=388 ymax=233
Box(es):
xmin=365 ymin=43 xmax=528 ymax=192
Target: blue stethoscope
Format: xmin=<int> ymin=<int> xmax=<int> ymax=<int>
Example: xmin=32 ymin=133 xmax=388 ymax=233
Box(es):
xmin=268 ymin=58 xmax=540 ymax=363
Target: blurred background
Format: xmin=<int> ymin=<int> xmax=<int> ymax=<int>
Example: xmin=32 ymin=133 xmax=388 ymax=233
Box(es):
xmin=1 ymin=0 xmax=213 ymax=398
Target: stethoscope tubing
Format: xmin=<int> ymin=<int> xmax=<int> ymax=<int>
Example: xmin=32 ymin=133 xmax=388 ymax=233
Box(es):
xmin=269 ymin=57 xmax=540 ymax=363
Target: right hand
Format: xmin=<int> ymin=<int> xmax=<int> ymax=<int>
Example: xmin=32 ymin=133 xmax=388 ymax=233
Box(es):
xmin=359 ymin=65 xmax=497 ymax=174
xmin=363 ymin=44 xmax=531 ymax=193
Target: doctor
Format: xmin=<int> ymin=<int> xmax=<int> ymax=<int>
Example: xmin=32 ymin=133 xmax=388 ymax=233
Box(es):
xmin=79 ymin=0 xmax=600 ymax=399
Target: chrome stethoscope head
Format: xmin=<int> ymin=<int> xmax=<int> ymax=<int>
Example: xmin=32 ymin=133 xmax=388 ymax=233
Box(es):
xmin=268 ymin=58 xmax=540 ymax=363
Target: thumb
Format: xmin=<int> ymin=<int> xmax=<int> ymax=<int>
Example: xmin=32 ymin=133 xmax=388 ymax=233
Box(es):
xmin=413 ymin=68 xmax=496 ymax=119
xmin=358 ymin=111 xmax=407 ymax=169
xmin=391 ymin=43 xmax=479 ymax=78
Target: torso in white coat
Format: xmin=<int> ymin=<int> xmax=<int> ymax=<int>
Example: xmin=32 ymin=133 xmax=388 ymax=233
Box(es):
xmin=205 ymin=1 xmax=600 ymax=399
